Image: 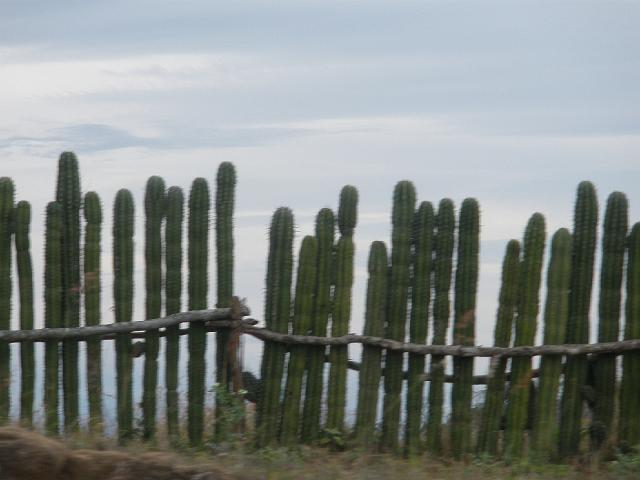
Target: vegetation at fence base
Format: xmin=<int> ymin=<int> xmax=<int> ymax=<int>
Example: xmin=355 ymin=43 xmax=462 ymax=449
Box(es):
xmin=256 ymin=207 xmax=294 ymax=448
xmin=113 ymin=189 xmax=135 ymax=443
xmin=44 ymin=202 xmax=63 ymax=435
xmin=381 ymin=181 xmax=415 ymax=453
xmin=560 ymin=181 xmax=598 ymax=458
xmin=187 ymin=178 xmax=210 ymax=447
xmin=405 ymin=201 xmax=434 ymax=457
xmin=56 ymin=152 xmax=82 ymax=432
xmin=592 ymin=192 xmax=628 ymax=449
xmin=354 ymin=241 xmax=388 ymax=448
xmin=505 ymin=213 xmax=546 ymax=461
xmin=0 ymin=177 xmax=14 ymax=425
xmin=281 ymin=236 xmax=317 ymax=445
xmin=450 ymin=198 xmax=480 ymax=459
xmin=619 ymin=222 xmax=640 ymax=450
xmin=425 ymin=198 xmax=455 ymax=454
xmin=84 ymin=192 xmax=103 ymax=433
xmin=326 ymin=186 xmax=358 ymax=434
xmin=530 ymin=228 xmax=572 ymax=462
xmin=215 ymin=162 xmax=237 ymax=442
xmin=476 ymin=239 xmax=520 ymax=456
xmin=143 ymin=176 xmax=166 ymax=441
xmin=164 ymin=186 xmax=184 ymax=443
xmin=15 ymin=201 xmax=35 ymax=426
xmin=301 ymin=208 xmax=335 ymax=443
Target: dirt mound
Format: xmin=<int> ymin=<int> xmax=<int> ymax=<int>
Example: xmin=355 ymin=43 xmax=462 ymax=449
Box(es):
xmin=0 ymin=427 xmax=243 ymax=480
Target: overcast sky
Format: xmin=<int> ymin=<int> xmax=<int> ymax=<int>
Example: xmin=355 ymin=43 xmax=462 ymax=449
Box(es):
xmin=2 ymin=1 xmax=639 ymax=424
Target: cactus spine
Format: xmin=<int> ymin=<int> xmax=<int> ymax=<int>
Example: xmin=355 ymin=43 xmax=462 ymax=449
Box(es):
xmin=354 ymin=241 xmax=389 ymax=448
xmin=326 ymin=185 xmax=358 ymax=433
xmin=187 ymin=178 xmax=210 ymax=447
xmin=476 ymin=239 xmax=520 ymax=456
xmin=280 ymin=236 xmax=317 ymax=444
xmin=530 ymin=228 xmax=572 ymax=462
xmin=405 ymin=201 xmax=434 ymax=456
xmin=84 ymin=191 xmax=103 ymax=433
xmin=56 ymin=152 xmax=81 ymax=431
xmin=142 ymin=176 xmax=166 ymax=440
xmin=301 ymin=208 xmax=335 ymax=443
xmin=425 ymin=199 xmax=455 ymax=454
xmin=256 ymin=207 xmax=294 ymax=447
xmin=505 ymin=213 xmax=546 ymax=460
xmin=113 ymin=189 xmax=135 ymax=442
xmin=592 ymin=192 xmax=628 ymax=448
xmin=450 ymin=198 xmax=480 ymax=459
xmin=14 ymin=201 xmax=35 ymax=425
xmin=619 ymin=222 xmax=640 ymax=449
xmin=559 ymin=181 xmax=598 ymax=457
xmin=165 ymin=186 xmax=184 ymax=442
xmin=0 ymin=177 xmax=14 ymax=424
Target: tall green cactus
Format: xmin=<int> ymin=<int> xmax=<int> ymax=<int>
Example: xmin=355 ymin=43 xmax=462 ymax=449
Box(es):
xmin=256 ymin=207 xmax=294 ymax=447
xmin=559 ymin=181 xmax=598 ymax=458
xmin=619 ymin=222 xmax=640 ymax=450
xmin=15 ymin=201 xmax=35 ymax=426
xmin=280 ymin=236 xmax=317 ymax=445
xmin=84 ymin=192 xmax=103 ymax=433
xmin=426 ymin=199 xmax=455 ymax=454
xmin=187 ymin=178 xmax=210 ymax=447
xmin=505 ymin=213 xmax=546 ymax=460
xmin=354 ymin=241 xmax=389 ymax=448
xmin=450 ymin=198 xmax=480 ymax=459
xmin=530 ymin=228 xmax=572 ymax=462
xmin=215 ymin=162 xmax=237 ymax=442
xmin=326 ymin=185 xmax=358 ymax=433
xmin=143 ymin=176 xmax=165 ymax=440
xmin=381 ymin=181 xmax=415 ymax=453
xmin=56 ymin=152 xmax=81 ymax=432
xmin=405 ymin=201 xmax=434 ymax=456
xmin=592 ymin=192 xmax=628 ymax=448
xmin=0 ymin=177 xmax=14 ymax=424
xmin=476 ymin=239 xmax=520 ymax=456
xmin=44 ymin=201 xmax=63 ymax=435
xmin=165 ymin=186 xmax=184 ymax=442
xmin=113 ymin=189 xmax=135 ymax=443
xmin=301 ymin=208 xmax=335 ymax=443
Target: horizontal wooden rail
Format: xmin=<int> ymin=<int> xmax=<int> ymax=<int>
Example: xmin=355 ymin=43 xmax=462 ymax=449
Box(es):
xmin=0 ymin=306 xmax=250 ymax=343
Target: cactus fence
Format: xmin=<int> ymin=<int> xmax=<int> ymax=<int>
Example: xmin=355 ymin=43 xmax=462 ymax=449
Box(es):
xmin=1 ymin=154 xmax=639 ymax=462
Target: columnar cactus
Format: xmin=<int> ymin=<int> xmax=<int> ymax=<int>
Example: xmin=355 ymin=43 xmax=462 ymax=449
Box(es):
xmin=56 ymin=152 xmax=81 ymax=432
xmin=113 ymin=189 xmax=135 ymax=443
xmin=165 ymin=186 xmax=184 ymax=442
xmin=215 ymin=162 xmax=237 ymax=441
xmin=426 ymin=199 xmax=455 ymax=454
xmin=256 ymin=207 xmax=294 ymax=447
xmin=301 ymin=208 xmax=335 ymax=443
xmin=559 ymin=181 xmax=598 ymax=458
xmin=15 ymin=201 xmax=35 ymax=426
xmin=0 ymin=177 xmax=14 ymax=424
xmin=476 ymin=239 xmax=520 ymax=456
xmin=84 ymin=191 xmax=103 ymax=433
xmin=142 ymin=176 xmax=166 ymax=440
xmin=592 ymin=192 xmax=628 ymax=448
xmin=619 ymin=223 xmax=640 ymax=450
xmin=405 ymin=201 xmax=434 ymax=456
xmin=44 ymin=201 xmax=63 ymax=435
xmin=381 ymin=180 xmax=415 ymax=453
xmin=505 ymin=213 xmax=546 ymax=460
xmin=530 ymin=228 xmax=572 ymax=462
xmin=187 ymin=178 xmax=210 ymax=447
xmin=280 ymin=236 xmax=318 ymax=445
xmin=354 ymin=241 xmax=389 ymax=448
xmin=326 ymin=185 xmax=358 ymax=433
xmin=450 ymin=198 xmax=480 ymax=459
